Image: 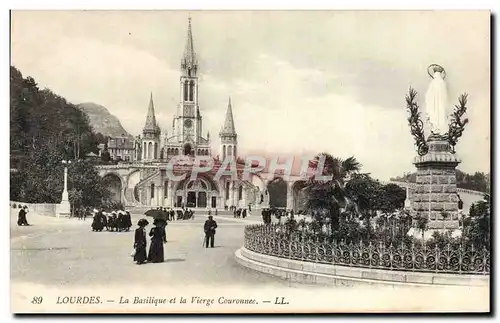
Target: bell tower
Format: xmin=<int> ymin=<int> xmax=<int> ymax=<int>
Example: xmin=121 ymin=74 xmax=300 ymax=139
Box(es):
xmin=142 ymin=92 xmax=161 ymax=161
xmin=179 ymin=16 xmax=198 ymax=148
xmin=219 ymin=97 xmax=238 ymax=161
xmin=166 ymin=17 xmax=211 ymax=159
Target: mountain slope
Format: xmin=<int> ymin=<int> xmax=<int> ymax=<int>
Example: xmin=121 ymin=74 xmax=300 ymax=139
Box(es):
xmin=77 ymin=102 xmax=133 ymax=138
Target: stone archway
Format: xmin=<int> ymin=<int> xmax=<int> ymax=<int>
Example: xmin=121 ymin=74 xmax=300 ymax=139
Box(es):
xmin=102 ymin=173 xmax=123 ymax=204
xmin=184 ymin=143 xmax=193 ymax=156
xmin=173 ymin=175 xmax=220 ymax=208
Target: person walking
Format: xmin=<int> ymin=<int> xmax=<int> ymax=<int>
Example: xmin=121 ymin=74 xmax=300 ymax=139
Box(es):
xmin=147 ymin=219 xmax=165 ymax=263
xmin=17 ymin=206 xmax=29 ymax=226
xmin=133 ymin=219 xmax=149 ymax=265
xmin=203 ymin=215 xmax=218 ymax=248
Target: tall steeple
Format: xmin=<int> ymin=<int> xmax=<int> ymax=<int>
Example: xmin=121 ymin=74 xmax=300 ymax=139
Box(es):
xmin=181 ymin=16 xmax=197 ymax=74
xmin=219 ymin=97 xmax=238 ymax=161
xmin=142 ymin=92 xmax=161 ymax=161
xmin=143 ymin=92 xmax=158 ymax=133
xmin=220 ymin=97 xmax=236 ymax=135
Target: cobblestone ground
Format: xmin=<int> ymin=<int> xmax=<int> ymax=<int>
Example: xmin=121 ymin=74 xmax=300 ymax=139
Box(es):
xmin=10 ymin=210 xmax=304 ymax=288
xmin=10 ymin=209 xmax=489 ymax=313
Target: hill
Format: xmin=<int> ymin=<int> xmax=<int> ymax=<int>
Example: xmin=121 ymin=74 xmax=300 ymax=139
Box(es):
xmin=77 ymin=102 xmax=133 ymax=139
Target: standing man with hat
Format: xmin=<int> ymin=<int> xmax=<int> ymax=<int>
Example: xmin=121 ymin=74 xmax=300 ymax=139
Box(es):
xmin=203 ymin=215 xmax=218 ymax=248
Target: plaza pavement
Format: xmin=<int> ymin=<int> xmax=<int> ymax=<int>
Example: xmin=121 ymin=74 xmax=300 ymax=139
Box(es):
xmin=10 ymin=209 xmax=489 ymax=313
xmin=10 ymin=209 xmax=293 ymax=288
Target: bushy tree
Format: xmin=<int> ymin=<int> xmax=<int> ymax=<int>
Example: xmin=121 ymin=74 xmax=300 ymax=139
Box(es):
xmin=267 ymin=177 xmax=287 ymax=208
xmin=463 ymin=195 xmax=490 ymax=249
xmin=10 ymin=66 xmax=110 ymax=207
xmin=68 ymin=160 xmax=111 ymax=209
xmin=303 ymin=153 xmax=361 ymax=232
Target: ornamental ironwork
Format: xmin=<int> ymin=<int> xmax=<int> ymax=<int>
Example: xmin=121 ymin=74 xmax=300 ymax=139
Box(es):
xmin=244 ymin=224 xmax=489 ymax=275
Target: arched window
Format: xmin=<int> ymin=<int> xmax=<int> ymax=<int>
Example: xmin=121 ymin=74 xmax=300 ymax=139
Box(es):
xmin=183 ymin=80 xmax=189 ymax=101
xmin=151 ymin=183 xmax=155 ymax=199
xmin=225 ymin=182 xmax=230 ymax=200
xmin=154 ymin=142 xmax=158 ymax=159
xmin=164 ymin=180 xmax=168 ymax=197
xmin=234 ymin=146 xmax=237 ymax=158
xmin=238 ymin=186 xmax=243 ymax=200
xmin=175 ymin=148 xmax=179 ymax=155
xmin=148 ymin=142 xmax=153 ymax=160
xmin=189 ymin=81 xmax=195 ymax=101
xmin=228 ymin=145 xmax=232 ymax=156
xmin=222 ymin=145 xmax=226 ymax=160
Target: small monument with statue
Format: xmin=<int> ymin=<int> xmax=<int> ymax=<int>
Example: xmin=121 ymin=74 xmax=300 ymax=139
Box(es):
xmin=406 ymin=64 xmax=469 ymax=234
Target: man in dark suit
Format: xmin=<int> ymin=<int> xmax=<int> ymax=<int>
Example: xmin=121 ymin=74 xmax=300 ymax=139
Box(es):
xmin=203 ymin=215 xmax=218 ymax=248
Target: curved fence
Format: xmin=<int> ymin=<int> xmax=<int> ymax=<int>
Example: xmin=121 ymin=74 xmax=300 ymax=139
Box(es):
xmin=244 ymin=224 xmax=489 ymax=275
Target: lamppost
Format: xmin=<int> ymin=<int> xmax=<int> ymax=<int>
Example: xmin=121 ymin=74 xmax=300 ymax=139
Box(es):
xmin=58 ymin=160 xmax=72 ymax=218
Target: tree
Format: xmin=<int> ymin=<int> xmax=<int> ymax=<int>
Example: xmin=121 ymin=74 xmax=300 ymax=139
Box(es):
xmin=303 ymin=153 xmax=361 ymax=233
xmin=267 ymin=177 xmax=287 ymax=208
xmin=463 ymin=195 xmax=490 ymax=249
xmin=378 ymin=183 xmax=406 ymax=214
xmin=10 ymin=66 xmax=109 ymax=205
xmin=68 ymin=160 xmax=111 ymax=208
xmin=414 ymin=215 xmax=429 ymax=242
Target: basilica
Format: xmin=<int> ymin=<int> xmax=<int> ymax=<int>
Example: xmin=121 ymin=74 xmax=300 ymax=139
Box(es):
xmin=121 ymin=18 xmax=261 ymax=210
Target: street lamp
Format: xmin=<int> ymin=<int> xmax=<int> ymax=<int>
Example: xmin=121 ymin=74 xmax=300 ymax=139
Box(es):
xmin=58 ymin=160 xmax=72 ymax=217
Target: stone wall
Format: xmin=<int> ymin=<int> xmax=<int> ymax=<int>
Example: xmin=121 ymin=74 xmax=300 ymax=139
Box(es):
xmin=412 ymin=167 xmax=460 ymax=229
xmin=10 ymin=201 xmax=58 ymax=217
xmin=411 ymin=138 xmax=461 ymax=230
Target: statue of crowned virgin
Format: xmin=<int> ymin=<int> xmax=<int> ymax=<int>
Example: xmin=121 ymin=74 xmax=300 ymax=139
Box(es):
xmin=424 ymin=64 xmax=449 ymax=136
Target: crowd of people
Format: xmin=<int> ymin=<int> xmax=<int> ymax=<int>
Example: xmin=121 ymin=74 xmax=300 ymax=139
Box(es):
xmin=233 ymin=208 xmax=249 ymax=219
xmin=149 ymin=207 xmax=197 ymax=221
xmin=132 ymin=213 xmax=218 ymax=265
xmin=261 ymin=207 xmax=299 ymax=224
xmin=91 ymin=209 xmax=133 ymax=232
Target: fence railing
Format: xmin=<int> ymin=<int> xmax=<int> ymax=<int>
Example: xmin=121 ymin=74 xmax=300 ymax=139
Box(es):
xmin=244 ymin=224 xmax=490 ymax=275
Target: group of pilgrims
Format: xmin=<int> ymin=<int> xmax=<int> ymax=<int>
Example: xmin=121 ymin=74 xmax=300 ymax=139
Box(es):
xmin=261 ymin=208 xmax=297 ymax=224
xmin=91 ymin=209 xmax=133 ymax=232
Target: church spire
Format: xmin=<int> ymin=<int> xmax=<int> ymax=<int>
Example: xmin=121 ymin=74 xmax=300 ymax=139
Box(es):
xmin=220 ymin=96 xmax=236 ymax=135
xmin=143 ymin=92 xmax=158 ymax=133
xmin=181 ymin=16 xmax=197 ymax=72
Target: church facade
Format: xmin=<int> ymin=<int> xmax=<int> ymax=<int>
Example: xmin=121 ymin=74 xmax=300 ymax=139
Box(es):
xmin=99 ymin=18 xmax=268 ymax=210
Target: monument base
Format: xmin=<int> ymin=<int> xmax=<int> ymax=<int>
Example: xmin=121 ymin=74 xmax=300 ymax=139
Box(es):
xmin=57 ymin=200 xmax=71 ymax=218
xmin=410 ymin=136 xmax=461 ymax=230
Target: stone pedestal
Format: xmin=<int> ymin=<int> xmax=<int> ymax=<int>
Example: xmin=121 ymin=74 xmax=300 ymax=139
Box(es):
xmin=57 ymin=200 xmax=71 ymax=218
xmin=411 ymin=136 xmax=460 ymax=230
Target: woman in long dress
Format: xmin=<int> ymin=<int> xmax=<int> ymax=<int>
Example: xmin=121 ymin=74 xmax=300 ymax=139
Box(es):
xmin=147 ymin=219 xmax=165 ymax=263
xmin=134 ymin=219 xmax=149 ymax=265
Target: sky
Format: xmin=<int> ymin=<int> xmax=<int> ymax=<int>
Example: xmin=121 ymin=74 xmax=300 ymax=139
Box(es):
xmin=10 ymin=10 xmax=491 ymax=181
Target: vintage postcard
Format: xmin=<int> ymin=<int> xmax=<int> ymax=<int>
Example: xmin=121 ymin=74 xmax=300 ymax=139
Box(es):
xmin=9 ymin=10 xmax=490 ymax=313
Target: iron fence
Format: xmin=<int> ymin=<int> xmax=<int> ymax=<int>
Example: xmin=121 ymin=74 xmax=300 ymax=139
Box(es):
xmin=244 ymin=224 xmax=489 ymax=275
